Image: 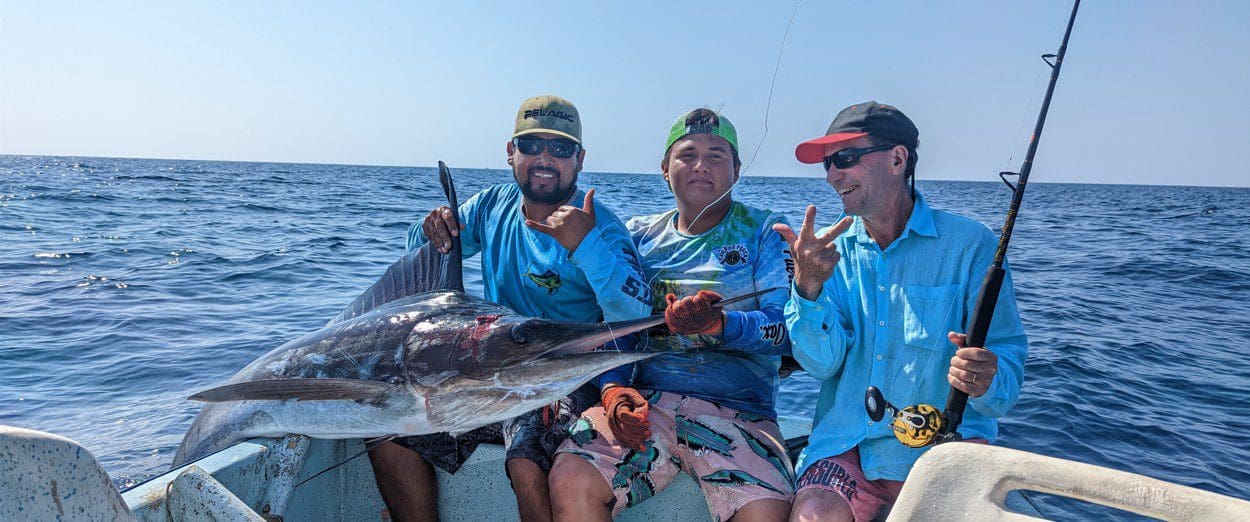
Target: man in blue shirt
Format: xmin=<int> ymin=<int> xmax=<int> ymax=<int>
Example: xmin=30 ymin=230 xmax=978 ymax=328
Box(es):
xmin=773 ymin=102 xmax=1028 ymax=522
xmin=368 ymin=94 xmax=652 ymax=522
xmin=550 ymin=109 xmax=795 ymax=522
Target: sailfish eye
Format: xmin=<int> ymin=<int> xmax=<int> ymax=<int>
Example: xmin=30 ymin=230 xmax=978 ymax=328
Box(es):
xmin=510 ymin=324 xmax=534 ymax=345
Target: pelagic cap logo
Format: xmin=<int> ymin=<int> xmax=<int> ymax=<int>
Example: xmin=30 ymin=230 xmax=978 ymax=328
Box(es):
xmin=524 ymin=108 xmax=576 ymax=123
xmin=514 ymin=94 xmax=582 ymax=144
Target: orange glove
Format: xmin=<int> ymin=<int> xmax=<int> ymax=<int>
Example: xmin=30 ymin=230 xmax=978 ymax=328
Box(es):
xmin=601 ymin=385 xmax=651 ymax=451
xmin=665 ymin=290 xmax=725 ymax=335
xmin=540 ymin=402 xmax=561 ymax=427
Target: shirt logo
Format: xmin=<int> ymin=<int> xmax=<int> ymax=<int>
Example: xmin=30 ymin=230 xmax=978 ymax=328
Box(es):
xmin=714 ymin=244 xmax=749 ymax=267
xmin=760 ymin=322 xmax=787 ymax=346
xmin=525 ymin=269 xmax=563 ymax=295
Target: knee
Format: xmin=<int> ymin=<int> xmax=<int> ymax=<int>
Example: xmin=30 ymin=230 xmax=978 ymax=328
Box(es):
xmin=731 ymin=498 xmax=791 ymax=522
xmin=507 ymin=458 xmax=545 ymax=488
xmin=789 ymin=498 xmax=821 ymax=522
xmin=790 ymin=490 xmax=851 ymax=522
xmin=548 ymin=454 xmax=600 ymax=497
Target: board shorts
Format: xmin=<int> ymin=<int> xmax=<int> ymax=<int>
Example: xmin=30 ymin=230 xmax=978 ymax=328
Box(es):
xmin=395 ymin=382 xmax=599 ymax=474
xmin=795 ymin=439 xmax=987 ymax=522
xmin=556 ymin=390 xmax=795 ymax=520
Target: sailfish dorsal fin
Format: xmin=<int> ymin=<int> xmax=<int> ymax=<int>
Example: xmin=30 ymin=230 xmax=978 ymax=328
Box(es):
xmin=328 ymin=162 xmax=464 ymax=324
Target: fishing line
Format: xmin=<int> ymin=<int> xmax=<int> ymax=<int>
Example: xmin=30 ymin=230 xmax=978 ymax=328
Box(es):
xmin=293 ymin=435 xmax=396 ymax=489
xmin=681 ymin=0 xmax=803 ymax=234
xmin=642 ymin=0 xmax=802 ymax=349
xmin=923 ymin=4 xmax=1078 ymax=354
xmin=992 ymin=0 xmax=1074 ymax=218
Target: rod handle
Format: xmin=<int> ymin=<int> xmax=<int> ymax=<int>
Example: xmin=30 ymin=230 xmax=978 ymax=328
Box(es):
xmin=940 ymin=265 xmax=1005 ymax=438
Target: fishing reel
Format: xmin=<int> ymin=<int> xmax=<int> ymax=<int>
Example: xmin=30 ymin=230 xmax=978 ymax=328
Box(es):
xmin=865 ymin=387 xmax=959 ymax=448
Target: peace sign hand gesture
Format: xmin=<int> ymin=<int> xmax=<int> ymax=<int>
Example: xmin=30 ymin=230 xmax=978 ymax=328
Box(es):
xmin=771 ymin=205 xmax=853 ymax=300
xmin=525 ymin=189 xmax=598 ymax=252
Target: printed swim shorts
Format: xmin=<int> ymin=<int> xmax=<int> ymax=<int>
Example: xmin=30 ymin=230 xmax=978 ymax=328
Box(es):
xmin=556 ymin=390 xmax=795 ymax=520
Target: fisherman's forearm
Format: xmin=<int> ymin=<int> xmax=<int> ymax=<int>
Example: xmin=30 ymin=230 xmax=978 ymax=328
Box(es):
xmin=721 ymin=309 xmax=791 ymax=356
xmin=569 ymin=227 xmax=652 ymax=321
xmin=785 ymin=288 xmax=850 ymax=381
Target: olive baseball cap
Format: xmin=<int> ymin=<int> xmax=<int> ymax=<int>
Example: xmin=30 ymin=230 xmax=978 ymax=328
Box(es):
xmin=795 ymin=101 xmax=918 ymax=164
xmin=513 ymin=94 xmax=582 ymax=144
xmin=665 ymin=108 xmax=738 ymax=154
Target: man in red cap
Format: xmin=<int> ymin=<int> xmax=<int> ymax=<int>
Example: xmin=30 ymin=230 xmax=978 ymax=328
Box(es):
xmin=774 ymin=102 xmax=1029 ymax=521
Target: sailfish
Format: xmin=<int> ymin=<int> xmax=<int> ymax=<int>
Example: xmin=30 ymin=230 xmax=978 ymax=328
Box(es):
xmin=171 ymin=163 xmax=664 ymax=467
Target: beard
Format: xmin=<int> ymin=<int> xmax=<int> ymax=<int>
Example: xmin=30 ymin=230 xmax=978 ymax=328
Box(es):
xmin=518 ymin=166 xmax=578 ymax=206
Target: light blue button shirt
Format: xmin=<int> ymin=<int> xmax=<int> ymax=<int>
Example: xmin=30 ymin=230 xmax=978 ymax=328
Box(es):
xmin=785 ymin=193 xmax=1028 ymax=481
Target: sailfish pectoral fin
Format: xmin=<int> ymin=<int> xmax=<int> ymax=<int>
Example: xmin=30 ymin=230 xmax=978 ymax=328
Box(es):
xmin=188 ymin=378 xmax=397 ymax=404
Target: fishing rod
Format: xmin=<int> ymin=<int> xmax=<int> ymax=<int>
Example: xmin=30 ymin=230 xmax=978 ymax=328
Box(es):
xmin=866 ymin=0 xmax=1081 ymax=448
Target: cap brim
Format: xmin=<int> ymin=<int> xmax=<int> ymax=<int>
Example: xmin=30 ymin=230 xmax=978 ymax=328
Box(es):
xmin=513 ymin=128 xmax=581 ymax=144
xmin=794 ymin=132 xmax=869 ymax=164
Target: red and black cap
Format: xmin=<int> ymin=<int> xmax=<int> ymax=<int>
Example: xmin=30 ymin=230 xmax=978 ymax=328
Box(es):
xmin=795 ymin=101 xmax=919 ymax=164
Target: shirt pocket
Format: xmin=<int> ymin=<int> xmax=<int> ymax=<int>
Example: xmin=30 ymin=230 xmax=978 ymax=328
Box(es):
xmin=901 ymin=284 xmax=960 ymax=351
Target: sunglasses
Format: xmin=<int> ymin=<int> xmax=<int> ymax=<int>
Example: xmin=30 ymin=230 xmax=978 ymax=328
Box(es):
xmin=823 ymin=144 xmax=896 ymax=171
xmin=512 ymin=137 xmax=580 ymax=159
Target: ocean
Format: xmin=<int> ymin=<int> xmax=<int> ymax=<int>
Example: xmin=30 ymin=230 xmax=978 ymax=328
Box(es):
xmin=2 ymin=155 xmax=1247 ymax=519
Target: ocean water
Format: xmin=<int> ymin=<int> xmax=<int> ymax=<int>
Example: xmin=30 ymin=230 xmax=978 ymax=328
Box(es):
xmin=2 ymin=155 xmax=1248 ymax=519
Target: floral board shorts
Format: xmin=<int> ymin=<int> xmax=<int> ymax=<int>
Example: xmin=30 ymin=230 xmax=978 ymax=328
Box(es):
xmin=396 ymin=382 xmax=599 ymax=474
xmin=556 ymin=390 xmax=795 ymax=520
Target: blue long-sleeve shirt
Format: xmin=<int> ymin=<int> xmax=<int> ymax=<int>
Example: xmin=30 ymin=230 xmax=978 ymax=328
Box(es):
xmin=626 ymin=202 xmax=794 ymax=419
xmin=407 ymin=183 xmax=652 ymax=387
xmin=785 ymin=193 xmax=1028 ymax=481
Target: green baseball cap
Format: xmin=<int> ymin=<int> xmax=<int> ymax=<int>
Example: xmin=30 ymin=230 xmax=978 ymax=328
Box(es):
xmin=664 ymin=108 xmax=738 ymax=154
xmin=513 ymin=94 xmax=582 ymax=144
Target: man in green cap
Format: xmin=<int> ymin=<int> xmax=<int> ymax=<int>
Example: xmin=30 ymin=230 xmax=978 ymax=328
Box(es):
xmin=368 ymin=94 xmax=652 ymax=521
xmin=549 ymin=108 xmax=796 ymax=521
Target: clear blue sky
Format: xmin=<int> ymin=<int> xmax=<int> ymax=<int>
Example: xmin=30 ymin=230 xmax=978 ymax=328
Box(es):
xmin=2 ymin=1 xmax=1248 ymax=187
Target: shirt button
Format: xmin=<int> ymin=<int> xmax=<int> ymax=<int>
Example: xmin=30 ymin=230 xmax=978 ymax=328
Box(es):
xmin=878 ymin=320 xmax=886 ymax=326
xmin=878 ymin=285 xmax=886 ymax=292
xmin=876 ymin=355 xmax=883 ymax=361
xmin=815 ymin=306 xmax=823 ymax=311
xmin=868 ymin=421 xmax=875 ymax=426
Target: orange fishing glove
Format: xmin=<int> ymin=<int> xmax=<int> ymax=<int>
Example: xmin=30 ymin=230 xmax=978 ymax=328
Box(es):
xmin=665 ymin=290 xmax=725 ymax=335
xmin=540 ymin=401 xmax=561 ymax=427
xmin=601 ymin=385 xmax=651 ymax=451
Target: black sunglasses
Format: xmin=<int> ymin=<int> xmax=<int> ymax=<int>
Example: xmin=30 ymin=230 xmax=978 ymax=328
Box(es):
xmin=512 ymin=137 xmax=580 ymax=159
xmin=823 ymin=144 xmax=896 ymax=171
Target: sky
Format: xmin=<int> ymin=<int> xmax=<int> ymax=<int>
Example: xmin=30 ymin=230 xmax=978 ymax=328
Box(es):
xmin=2 ymin=1 xmax=1248 ymax=187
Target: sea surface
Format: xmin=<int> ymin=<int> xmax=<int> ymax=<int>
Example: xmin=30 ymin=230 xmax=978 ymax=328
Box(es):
xmin=2 ymin=155 xmax=1248 ymax=519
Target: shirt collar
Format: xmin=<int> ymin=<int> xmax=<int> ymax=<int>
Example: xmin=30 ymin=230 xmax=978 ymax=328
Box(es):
xmin=850 ymin=191 xmax=938 ymax=246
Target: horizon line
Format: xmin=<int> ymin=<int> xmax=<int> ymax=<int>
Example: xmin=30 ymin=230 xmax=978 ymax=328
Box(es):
xmin=1 ymin=153 xmax=1244 ymax=190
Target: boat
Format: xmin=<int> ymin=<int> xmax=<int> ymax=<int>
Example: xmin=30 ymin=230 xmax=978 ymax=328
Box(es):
xmin=6 ymin=418 xmax=1249 ymax=521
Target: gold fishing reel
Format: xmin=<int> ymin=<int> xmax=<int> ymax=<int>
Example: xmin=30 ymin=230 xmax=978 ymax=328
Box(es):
xmin=865 ymin=387 xmax=943 ymax=448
